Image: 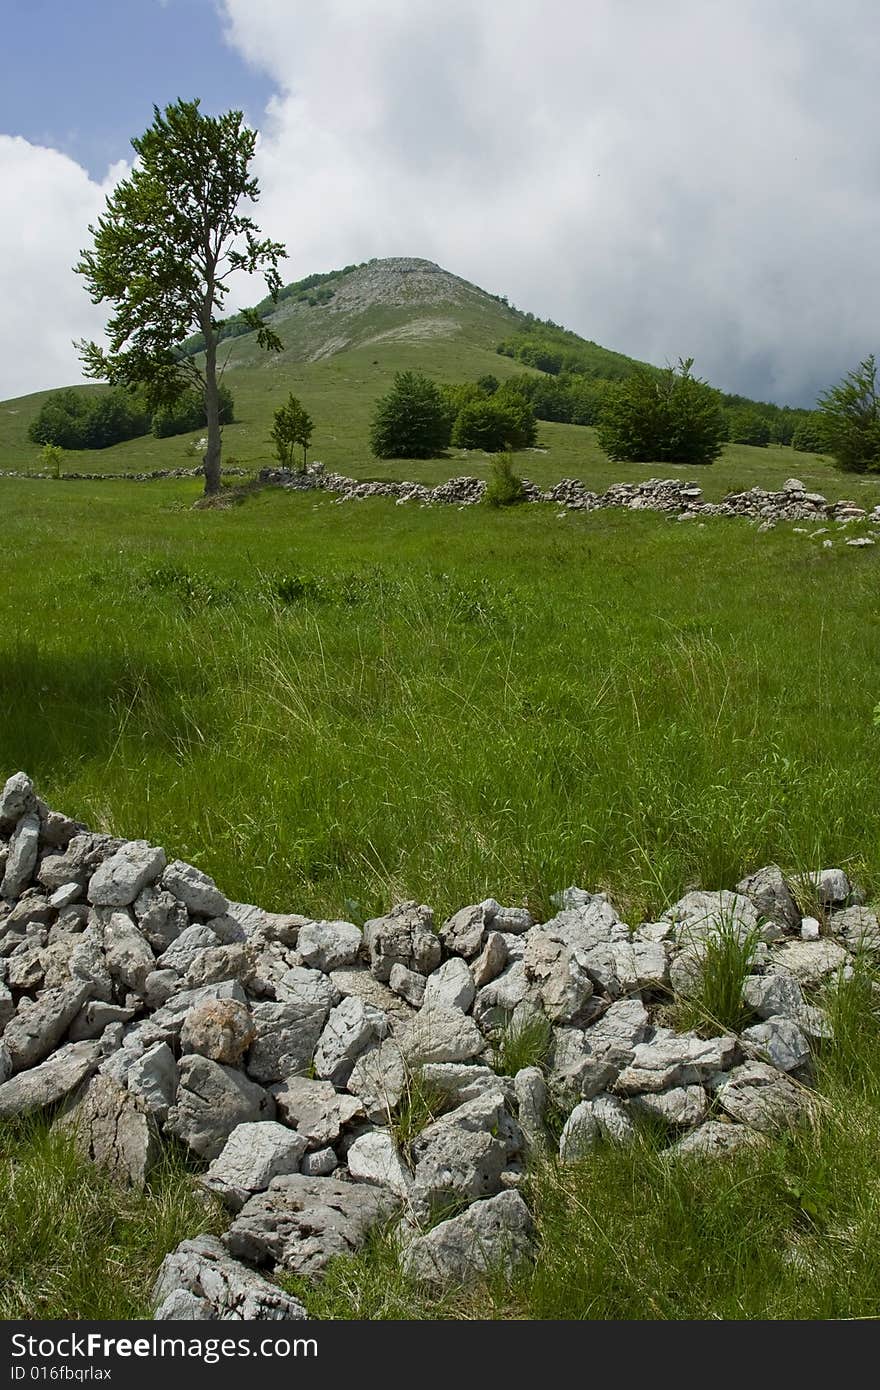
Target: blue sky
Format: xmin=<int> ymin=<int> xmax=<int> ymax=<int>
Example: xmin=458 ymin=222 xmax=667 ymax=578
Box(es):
xmin=2 ymin=1 xmax=879 ymax=406
xmin=1 ymin=0 xmax=273 ymax=177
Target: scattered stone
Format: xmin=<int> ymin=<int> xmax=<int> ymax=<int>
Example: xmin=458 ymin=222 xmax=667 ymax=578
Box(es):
xmin=735 ymin=865 xmax=801 ymax=932
xmin=800 ymin=917 xmax=821 ymax=941
xmin=740 ymin=1016 xmax=811 ymax=1073
xmin=271 ymin=1075 xmax=364 ymax=1147
xmin=363 ymin=901 xmax=440 ymax=982
xmin=1 ymin=813 xmax=40 ymax=899
xmin=346 ymin=1131 xmax=412 ymax=1197
xmin=471 ymin=932 xmax=508 ymax=988
xmin=713 ymin=1061 xmax=809 ymax=1133
xmin=668 ymin=1120 xmax=766 ymax=1160
xmin=153 ymin=1234 xmax=307 ymax=1321
xmin=301 ymin=1147 xmax=338 ymax=1177
xmin=95 ymin=908 xmax=156 ymax=995
xmin=614 ymin=1030 xmax=738 ymax=1095
xmin=245 ymin=998 xmax=328 ymax=1084
xmin=49 ymin=882 xmax=83 ymax=911
xmin=133 ymin=887 xmax=188 ymax=952
xmin=411 ymin=1091 xmax=521 ymax=1214
xmin=3 ymin=982 xmax=91 ymax=1072
xmin=345 ymin=1037 xmax=408 ymax=1119
xmin=157 ymin=925 xmax=219 ymax=973
xmin=125 ymin=1041 xmax=178 ymax=1119
xmin=559 ymin=1100 xmax=600 ymax=1159
xmin=831 ymin=906 xmax=880 ymax=952
xmin=69 ymin=1001 xmax=137 ymax=1042
xmin=313 ymin=996 xmax=389 ymax=1087
xmin=628 ymin=1085 xmax=709 ymax=1129
xmin=772 ymin=938 xmax=849 ymax=986
xmin=0 ymin=773 xmax=36 ymax=828
xmin=401 ymin=1004 xmax=485 ymax=1066
xmin=389 ymin=963 xmax=426 ymax=1008
xmin=0 ymin=1041 xmax=103 ymax=1117
xmin=514 ymin=1066 xmax=548 ymax=1152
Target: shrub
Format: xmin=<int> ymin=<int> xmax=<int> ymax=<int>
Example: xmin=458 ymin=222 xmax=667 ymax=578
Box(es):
xmin=40 ymin=443 xmax=63 ymax=478
xmin=27 ymin=387 xmax=151 ymax=450
xmin=369 ymin=371 xmax=451 ymax=458
xmin=269 ymin=392 xmax=314 ymax=471
xmin=484 ymin=453 xmax=527 ymax=509
xmin=725 ymin=409 xmax=771 ymax=447
xmin=815 ymin=355 xmax=880 ymax=473
xmin=596 ymin=357 xmax=726 ymax=465
xmin=152 ymin=383 xmax=234 ymax=439
xmin=791 ymin=419 xmax=827 ymax=453
xmin=453 ymin=396 xmax=536 ymax=451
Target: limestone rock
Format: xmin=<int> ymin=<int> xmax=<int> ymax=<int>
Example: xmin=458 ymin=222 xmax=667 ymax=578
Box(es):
xmin=203 ymin=1122 xmax=309 ymax=1209
xmin=153 ymin=1234 xmax=307 ymax=1320
xmin=0 ymin=1040 xmax=103 ymax=1117
xmin=328 ymin=967 xmax=414 ymax=1023
xmin=161 ymin=860 xmax=228 ymax=918
xmin=0 ymin=773 xmax=37 ymax=829
xmin=226 ymin=1174 xmax=398 ymax=1276
xmin=735 ymin=865 xmax=801 ymax=932
xmin=401 ymin=1004 xmax=485 ymax=1066
xmin=614 ymin=1030 xmax=739 ymax=1095
xmin=514 ymin=1066 xmax=548 ymax=1152
xmin=389 ymin=963 xmax=426 ymax=1007
xmin=150 ymin=980 xmax=249 ymax=1037
xmin=180 ymin=998 xmax=255 ymax=1066
xmin=1 ymin=813 xmax=40 ymax=899
xmin=157 ymin=925 xmax=219 ymax=973
xmin=301 ymin=1147 xmax=338 ymax=1177
xmin=423 ymin=957 xmax=476 ymax=1013
xmin=559 ymin=1100 xmax=600 ymax=1159
xmin=771 ymin=938 xmax=849 ymax=986
xmin=94 ymin=908 xmax=155 ymax=995
xmin=669 ymin=1120 xmax=767 ymax=1160
xmin=471 ymin=932 xmax=508 ymax=988
xmin=346 ymin=1131 xmax=412 ymax=1197
xmin=68 ymin=1001 xmax=137 ymax=1042
xmin=363 ymin=901 xmax=440 ymax=981
xmin=3 ymin=982 xmax=91 ymax=1072
xmin=550 ymin=998 xmax=650 ymax=1097
xmin=411 ymin=1091 xmax=521 ymax=1215
xmin=166 ymin=1054 xmax=275 ymax=1159
xmin=439 ymin=902 xmax=491 ymax=960
xmin=628 ymin=1085 xmax=709 ymax=1129
xmin=87 ymin=841 xmax=166 ymax=908
xmin=38 ymin=834 xmax=122 ymax=892
xmin=831 ymin=906 xmax=880 ymax=952
xmin=296 ymin=920 xmax=362 ymax=972
xmin=125 ymin=1041 xmax=178 ymax=1119
xmin=272 ymin=1075 xmax=364 ymax=1147
xmin=59 ymin=1072 xmax=160 ymax=1187
xmin=713 ymin=1061 xmax=809 ymax=1133
xmin=402 ymin=1190 xmax=534 ymax=1286
xmin=346 ymin=1037 xmax=408 ymax=1120
xmin=473 ymin=960 xmax=530 ymax=1030
xmin=741 ymin=1016 xmax=811 ymax=1072
xmin=133 ymin=887 xmax=188 ymax=952
xmin=664 ymin=890 xmax=759 ymax=946
xmin=313 ymin=996 xmax=388 ymax=1087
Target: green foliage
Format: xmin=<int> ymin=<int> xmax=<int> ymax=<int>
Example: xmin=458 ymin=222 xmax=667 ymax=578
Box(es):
xmin=816 ymin=354 xmax=880 ymax=473
xmin=40 ymin=443 xmax=63 ymax=478
xmin=269 ymin=392 xmax=315 ymax=470
xmin=74 ymin=97 xmax=286 ymax=494
xmin=483 ymin=453 xmax=528 ymax=508
xmin=152 ymin=383 xmax=234 ymax=438
xmin=491 ymin=1010 xmax=552 ymax=1073
xmin=725 ymin=408 xmax=771 ymax=447
xmin=452 ymin=396 xmax=536 ymax=451
xmin=673 ymin=917 xmax=762 ymax=1034
xmin=792 ymin=418 xmax=827 ymax=453
xmin=389 ymin=1070 xmax=449 ymax=1160
xmin=27 ymin=387 xmax=151 ymax=450
xmin=476 ymin=373 xmax=499 ymax=395
xmin=596 ymin=357 xmax=727 ymax=466
xmin=369 ymin=371 xmax=451 ymax=458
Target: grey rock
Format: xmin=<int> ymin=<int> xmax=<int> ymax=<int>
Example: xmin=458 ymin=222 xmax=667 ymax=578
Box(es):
xmin=401 ymin=1005 xmax=485 ymax=1066
xmin=559 ymin=1100 xmax=600 ymax=1159
xmin=161 ymin=860 xmax=228 ymax=918
xmin=363 ymin=901 xmax=440 ymax=981
xmin=180 ymin=997 xmax=255 ymax=1066
xmin=421 ymin=1062 xmax=514 ymax=1106
xmin=226 ymin=1174 xmax=398 ymax=1276
xmin=0 ymin=1042 xmax=11 ymax=1084
xmin=614 ymin=1030 xmax=739 ymax=1094
xmin=0 ymin=1040 xmax=103 ymax=1117
xmin=183 ymin=944 xmax=250 ymax=991
xmin=471 ymin=931 xmax=508 ymax=988
xmin=550 ymin=998 xmax=650 ymax=1096
xmin=133 ymin=887 xmax=188 ymax=952
xmin=58 ymin=1072 xmax=160 ymax=1187
xmin=5 ymin=945 xmax=44 ymax=992
xmin=153 ymin=1234 xmax=307 ymax=1321
xmin=523 ymin=932 xmax=594 ymax=1024
xmin=301 ymin=1147 xmax=338 ymax=1177
xmin=346 ymin=1131 xmax=412 ymax=1197
xmin=166 ymin=1054 xmax=275 ymax=1159
xmin=735 ymin=865 xmax=801 ymax=931
xmin=313 ymin=996 xmax=388 ymax=1087
xmin=272 ymin=1075 xmax=364 ymax=1147
xmin=49 ymin=882 xmax=83 ymax=911
xmin=473 ymin=960 xmax=530 ymax=1030
xmin=742 ymin=971 xmax=807 ymax=1021
xmin=389 ymin=963 xmax=427 ymax=1007
xmin=94 ymin=907 xmax=155 ymax=995
xmin=439 ymin=902 xmax=490 ymax=960
xmin=831 ymin=906 xmax=880 ymax=952
xmin=423 ymin=957 xmax=476 ymax=1013
xmin=669 ymin=1120 xmax=767 ymax=1160
xmin=224 ymin=902 xmax=305 ymax=947
xmin=346 ymin=1037 xmax=408 ymax=1120
xmin=274 ymin=964 xmax=339 ymax=1013
xmin=125 ymin=1041 xmax=178 ymax=1118
xmin=296 ymin=920 xmax=362 ymax=972
xmin=68 ymin=927 xmax=113 ymax=1002
xmin=664 ymin=889 xmax=759 ymax=946
xmin=38 ymin=834 xmax=122 ymax=892
xmin=741 ymin=1016 xmax=811 ymax=1072
xmin=203 ymin=1122 xmax=309 ymax=1209
xmin=771 ymin=938 xmax=849 ymax=986
xmin=402 ymin=1190 xmax=534 ymax=1286
xmin=489 ymin=903 xmax=534 ymax=935
xmin=411 ymin=1091 xmax=521 ymax=1214
xmin=247 ymin=999 xmax=330 ymax=1085
xmin=3 ymin=982 xmax=91 ymax=1072
xmin=0 ymin=773 xmax=36 ymax=828
xmin=0 ymin=979 xmax=13 ymax=1032
xmin=328 ymin=966 xmax=414 ymax=1022
xmin=628 ymin=1085 xmax=709 ymax=1129
xmin=157 ymin=924 xmax=219 ymax=973
xmin=87 ymin=841 xmax=166 ymax=908
xmin=69 ymin=1001 xmax=137 ymax=1042
xmin=149 ymin=980 xmax=249 ymax=1037
xmin=713 ymin=1061 xmax=810 ymax=1133
xmin=800 ymin=917 xmax=821 ymax=941
xmin=514 ymin=1066 xmax=548 ymax=1152
xmin=143 ymin=970 xmax=179 ymax=1008
xmin=1 ymin=813 xmax=40 ymax=898
xmin=609 ymin=938 xmax=669 ymax=993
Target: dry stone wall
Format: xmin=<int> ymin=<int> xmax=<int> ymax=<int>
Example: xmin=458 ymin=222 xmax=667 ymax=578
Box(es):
xmin=1 ymin=772 xmax=877 ymax=1319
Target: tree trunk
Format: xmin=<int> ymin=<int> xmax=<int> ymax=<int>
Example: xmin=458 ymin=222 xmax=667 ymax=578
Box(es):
xmin=203 ymin=330 xmax=221 ymax=496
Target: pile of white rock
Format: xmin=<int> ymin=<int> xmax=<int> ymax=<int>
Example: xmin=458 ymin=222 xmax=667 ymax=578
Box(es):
xmin=258 ymin=465 xmax=880 ymax=530
xmin=1 ymin=771 xmax=877 ymax=1320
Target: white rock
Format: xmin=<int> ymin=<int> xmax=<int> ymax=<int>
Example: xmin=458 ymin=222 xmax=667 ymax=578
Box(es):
xmin=296 ymin=920 xmax=362 ymax=972
xmin=628 ymin=1085 xmax=709 ymax=1129
xmin=313 ymin=996 xmax=388 ymax=1087
xmin=87 ymin=841 xmax=166 ymax=908
xmin=401 ymin=1005 xmax=485 ymax=1066
xmin=800 ymin=917 xmax=821 ymax=941
xmin=740 ymin=1016 xmax=811 ymax=1072
xmin=559 ymin=1100 xmax=600 ymax=1159
xmin=713 ymin=1061 xmax=809 ymax=1133
xmin=615 ymin=1030 xmax=738 ymax=1094
xmin=346 ymin=1131 xmax=412 ymax=1197
xmin=161 ymin=860 xmax=228 ymax=917
xmin=388 ymin=963 xmax=426 ymax=1007
xmin=423 ymin=957 xmax=476 ymax=1013
xmin=204 ymin=1121 xmax=308 ymax=1205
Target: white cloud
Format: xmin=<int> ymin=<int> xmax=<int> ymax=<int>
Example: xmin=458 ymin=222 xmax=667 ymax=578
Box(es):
xmin=220 ymin=0 xmax=880 ymax=405
xmin=0 ymin=138 xmax=122 ymax=400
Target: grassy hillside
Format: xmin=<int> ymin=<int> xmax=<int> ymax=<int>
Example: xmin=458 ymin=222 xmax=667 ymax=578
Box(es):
xmin=3 ymin=256 xmax=872 ymax=504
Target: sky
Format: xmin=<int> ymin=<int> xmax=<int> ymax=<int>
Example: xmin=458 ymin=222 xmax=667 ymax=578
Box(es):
xmin=1 ymin=0 xmax=879 ymax=407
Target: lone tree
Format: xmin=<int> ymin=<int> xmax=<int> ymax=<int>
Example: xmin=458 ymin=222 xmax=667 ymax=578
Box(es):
xmin=369 ymin=371 xmax=451 ymax=459
xmin=596 ymin=357 xmax=726 ymax=466
xmin=74 ymin=97 xmax=287 ymax=495
xmin=270 ymin=393 xmax=314 ymax=471
xmin=815 ymin=354 xmax=880 ymax=473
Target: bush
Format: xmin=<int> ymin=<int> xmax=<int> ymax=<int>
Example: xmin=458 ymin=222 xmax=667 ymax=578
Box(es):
xmin=815 ymin=355 xmax=880 ymax=473
xmin=792 ymin=419 xmax=827 ymax=453
xmin=725 ymin=409 xmax=771 ymax=447
xmin=452 ymin=396 xmax=536 ymax=452
xmin=152 ymin=383 xmax=234 ymax=438
xmin=270 ymin=393 xmax=314 ymax=471
xmin=484 ymin=453 xmax=527 ymax=507
xmin=596 ymin=358 xmax=726 ymax=465
xmin=27 ymin=387 xmax=151 ymax=450
xmin=369 ymin=371 xmax=451 ymax=459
